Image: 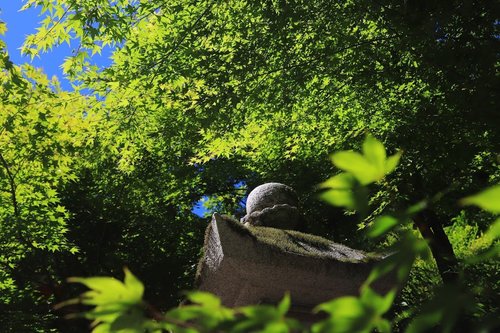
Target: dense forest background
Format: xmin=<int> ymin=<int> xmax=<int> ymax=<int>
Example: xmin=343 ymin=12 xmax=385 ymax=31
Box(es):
xmin=0 ymin=0 xmax=498 ymax=332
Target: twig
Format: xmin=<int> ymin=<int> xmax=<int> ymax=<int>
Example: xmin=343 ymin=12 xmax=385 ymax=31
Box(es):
xmin=0 ymin=152 xmax=19 ymax=218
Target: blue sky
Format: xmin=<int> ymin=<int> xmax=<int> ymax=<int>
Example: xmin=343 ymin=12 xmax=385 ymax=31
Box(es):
xmin=0 ymin=1 xmax=111 ymax=91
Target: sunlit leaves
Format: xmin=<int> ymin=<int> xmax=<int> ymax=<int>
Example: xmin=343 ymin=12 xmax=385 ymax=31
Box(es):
xmin=238 ymin=294 xmax=300 ymax=333
xmin=313 ymin=297 xmax=370 ymax=333
xmin=185 ymin=291 xmax=221 ymax=309
xmin=64 ymin=273 xmax=302 ymax=333
xmin=319 ymin=173 xmax=364 ymax=211
xmin=460 ymin=185 xmax=500 ymax=264
xmin=69 ymin=274 xmax=142 ymax=306
xmin=320 ymin=135 xmax=400 ymax=216
xmin=461 ymin=185 xmax=500 ymax=214
xmin=165 ymin=297 xmax=231 ymax=332
xmin=162 ymin=292 xmax=299 ymax=333
xmin=0 ymin=21 xmax=7 ymax=35
xmin=330 ymin=135 xmax=401 ymax=185
xmin=368 ymin=215 xmax=399 ymax=238
xmin=312 ymin=287 xmax=396 ymax=333
xmin=64 ymin=268 xmax=149 ymax=333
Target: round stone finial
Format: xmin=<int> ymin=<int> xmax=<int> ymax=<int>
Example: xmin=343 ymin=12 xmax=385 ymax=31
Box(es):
xmin=242 ymin=183 xmax=301 ymax=230
xmin=246 ymin=183 xmax=298 ymax=214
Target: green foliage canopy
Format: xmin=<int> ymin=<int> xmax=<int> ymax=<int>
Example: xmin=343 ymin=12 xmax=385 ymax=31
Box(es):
xmin=19 ymin=0 xmax=499 ymax=221
xmin=0 ymin=30 xmax=101 ymax=303
xmin=0 ymin=0 xmax=498 ymax=331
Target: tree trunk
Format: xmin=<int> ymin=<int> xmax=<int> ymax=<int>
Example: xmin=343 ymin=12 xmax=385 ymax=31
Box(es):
xmin=414 ymin=210 xmax=458 ymax=283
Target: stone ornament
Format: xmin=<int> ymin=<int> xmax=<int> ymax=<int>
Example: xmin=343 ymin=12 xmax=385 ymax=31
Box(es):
xmin=241 ymin=182 xmax=301 ymax=230
xmin=196 ymin=213 xmax=393 ymax=314
xmin=195 ymin=183 xmax=396 ymax=318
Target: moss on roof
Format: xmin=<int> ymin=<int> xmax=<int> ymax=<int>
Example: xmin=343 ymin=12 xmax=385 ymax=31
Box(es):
xmin=195 ymin=214 xmax=383 ymax=287
xmin=220 ymin=215 xmax=378 ymax=262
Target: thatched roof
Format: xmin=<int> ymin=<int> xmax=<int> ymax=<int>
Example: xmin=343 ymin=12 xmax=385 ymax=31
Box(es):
xmin=196 ymin=214 xmax=393 ymax=310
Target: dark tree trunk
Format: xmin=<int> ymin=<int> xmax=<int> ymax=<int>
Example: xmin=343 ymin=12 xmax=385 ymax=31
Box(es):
xmin=414 ymin=210 xmax=459 ymax=284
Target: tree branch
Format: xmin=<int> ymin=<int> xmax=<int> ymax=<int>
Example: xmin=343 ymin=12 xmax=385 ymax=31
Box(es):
xmin=0 ymin=151 xmax=35 ymax=249
xmin=0 ymin=152 xmax=19 ymax=218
